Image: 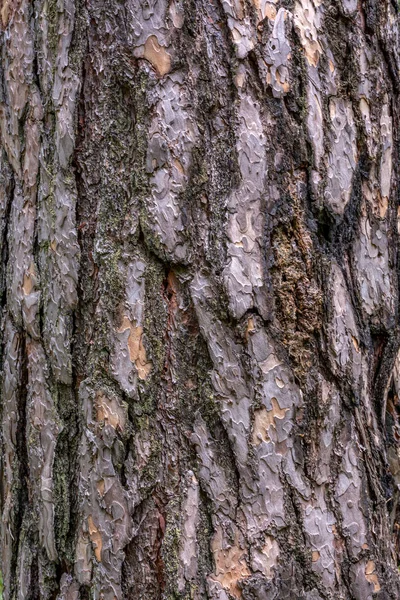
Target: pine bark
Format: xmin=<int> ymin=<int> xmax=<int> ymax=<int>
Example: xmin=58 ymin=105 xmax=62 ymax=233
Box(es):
xmin=0 ymin=0 xmax=399 ymax=598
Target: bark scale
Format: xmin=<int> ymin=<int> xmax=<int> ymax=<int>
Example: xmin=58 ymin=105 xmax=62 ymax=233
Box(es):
xmin=0 ymin=0 xmax=399 ymax=598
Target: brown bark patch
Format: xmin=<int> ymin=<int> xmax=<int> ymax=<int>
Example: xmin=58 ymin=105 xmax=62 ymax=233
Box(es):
xmin=0 ymin=0 xmax=20 ymax=28
xmin=276 ymin=68 xmax=290 ymax=93
xmin=365 ymin=560 xmax=381 ymax=593
xmin=252 ymin=0 xmax=277 ymax=21
xmin=245 ymin=316 xmax=256 ymax=340
xmin=312 ymin=551 xmax=320 ymax=562
xmin=143 ymin=36 xmax=171 ymax=77
xmin=97 ymin=479 xmax=105 ymax=497
xmin=118 ymin=316 xmax=152 ymax=380
xmin=252 ymin=398 xmax=289 ymax=446
xmin=351 ymin=336 xmax=360 ymax=353
xmin=211 ymin=526 xmax=250 ymax=597
xmin=293 ymin=1 xmax=323 ymax=67
xmin=88 ymin=516 xmax=102 ymax=562
xmin=95 ymin=392 xmax=126 ymax=430
xmin=22 ymin=262 xmax=36 ymax=295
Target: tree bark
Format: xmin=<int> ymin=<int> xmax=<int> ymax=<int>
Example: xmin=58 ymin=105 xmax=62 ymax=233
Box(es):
xmin=0 ymin=0 xmax=399 ymax=598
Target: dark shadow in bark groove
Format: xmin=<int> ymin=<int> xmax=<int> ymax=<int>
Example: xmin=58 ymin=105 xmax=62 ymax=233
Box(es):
xmin=11 ymin=335 xmax=30 ymax=596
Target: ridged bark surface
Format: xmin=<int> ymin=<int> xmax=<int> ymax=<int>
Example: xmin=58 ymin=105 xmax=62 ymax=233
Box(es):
xmin=0 ymin=0 xmax=399 ymax=598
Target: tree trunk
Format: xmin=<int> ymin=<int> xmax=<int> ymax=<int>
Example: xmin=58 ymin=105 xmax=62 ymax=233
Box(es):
xmin=0 ymin=0 xmax=399 ymax=598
